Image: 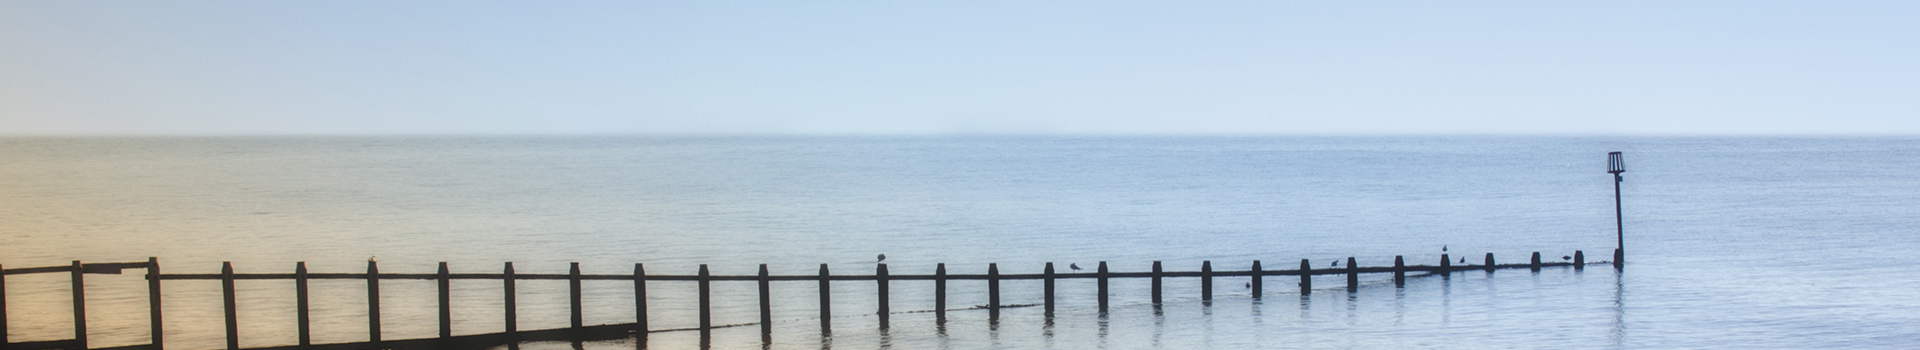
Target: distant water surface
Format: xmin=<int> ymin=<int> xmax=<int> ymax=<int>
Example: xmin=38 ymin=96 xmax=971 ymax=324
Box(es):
xmin=2 ymin=136 xmax=1917 ymax=349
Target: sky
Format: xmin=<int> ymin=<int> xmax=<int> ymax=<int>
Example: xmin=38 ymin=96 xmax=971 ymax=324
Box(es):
xmin=2 ymin=1 xmax=1916 ymax=136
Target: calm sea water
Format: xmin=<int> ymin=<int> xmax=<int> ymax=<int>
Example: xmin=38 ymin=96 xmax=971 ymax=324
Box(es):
xmin=3 ymin=136 xmax=1918 ymax=349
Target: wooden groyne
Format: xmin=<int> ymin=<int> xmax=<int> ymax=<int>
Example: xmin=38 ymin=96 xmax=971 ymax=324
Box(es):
xmin=2 ymin=251 xmax=1609 ymax=350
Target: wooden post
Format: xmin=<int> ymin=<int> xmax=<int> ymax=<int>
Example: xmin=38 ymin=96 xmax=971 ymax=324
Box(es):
xmin=1200 ymin=261 xmax=1212 ymax=302
xmin=503 ymin=262 xmax=516 ymax=336
xmin=1440 ymin=254 xmax=1450 ymax=273
xmin=1614 ymin=248 xmax=1625 ymax=270
xmin=1484 ymin=253 xmax=1496 ymax=273
xmin=438 ymin=262 xmax=451 ymax=339
xmin=1530 ymin=252 xmax=1542 ymax=272
xmin=935 ymin=263 xmax=948 ymax=322
xmin=1392 ymin=256 xmax=1405 ymax=287
xmin=148 ymin=258 xmax=163 ymax=350
xmin=295 ymin=262 xmax=309 ymax=347
xmin=876 ymin=263 xmax=889 ymax=329
xmin=1 ymin=263 xmax=8 ymax=350
xmin=223 ymin=262 xmax=237 ymax=350
xmin=1150 ymin=261 xmax=1163 ymax=305
xmin=1096 ymin=261 xmax=1109 ymax=313
xmin=1574 ymin=251 xmax=1586 ymax=269
xmin=817 ymin=264 xmax=830 ymax=335
xmin=570 ymin=263 xmax=583 ymax=329
xmin=758 ymin=264 xmax=772 ymax=338
xmin=72 ymin=260 xmax=87 ymax=350
xmin=1345 ymin=257 xmax=1358 ymax=292
xmin=1298 ymin=259 xmax=1311 ymax=295
xmin=632 ymin=263 xmax=646 ymax=338
xmin=1042 ymin=263 xmax=1055 ymax=317
xmin=367 ymin=260 xmax=379 ymax=345
xmin=698 ymin=265 xmax=711 ymax=333
xmin=986 ymin=263 xmax=1000 ymax=310
xmin=1250 ymin=260 xmax=1262 ymax=298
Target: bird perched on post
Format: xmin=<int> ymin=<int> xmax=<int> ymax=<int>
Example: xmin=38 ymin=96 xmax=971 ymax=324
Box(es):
xmin=369 ymin=256 xmax=377 ymax=262
xmin=1331 ymin=260 xmax=1339 ymax=267
xmin=1442 ymin=245 xmax=1448 ymax=252
xmin=1459 ymin=257 xmax=1466 ymax=264
xmin=877 ymin=254 xmax=886 ymax=262
xmin=1069 ymin=263 xmax=1082 ymax=271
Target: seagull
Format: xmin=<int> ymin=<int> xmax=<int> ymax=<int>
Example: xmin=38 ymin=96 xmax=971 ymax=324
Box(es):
xmin=1459 ymin=257 xmax=1467 ymax=264
xmin=1562 ymin=256 xmax=1572 ymax=261
xmin=1245 ymin=282 xmax=1251 ymax=288
xmin=1070 ymin=263 xmax=1082 ymax=271
xmin=1331 ymin=260 xmax=1339 ymax=267
xmin=369 ymin=256 xmax=377 ymax=262
xmin=877 ymin=254 xmax=886 ymax=262
xmin=1442 ymin=245 xmax=1448 ymax=252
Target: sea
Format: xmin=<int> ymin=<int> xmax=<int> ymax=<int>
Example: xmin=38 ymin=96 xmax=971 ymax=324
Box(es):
xmin=2 ymin=136 xmax=1917 ymax=349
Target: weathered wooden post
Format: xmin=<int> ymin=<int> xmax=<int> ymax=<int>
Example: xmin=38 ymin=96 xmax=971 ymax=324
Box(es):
xmin=986 ymin=263 xmax=1000 ymax=311
xmin=1610 ymin=151 xmax=1627 ymax=269
xmin=1484 ymin=253 xmax=1496 ymax=273
xmin=1440 ymin=254 xmax=1451 ymax=273
xmin=1200 ymin=261 xmax=1213 ymax=302
xmin=1250 ymin=260 xmax=1263 ymax=298
xmin=633 ymin=263 xmax=646 ymax=338
xmin=1150 ymin=261 xmax=1163 ymax=305
xmin=1298 ymin=259 xmax=1311 ymax=295
xmin=1097 ymin=262 xmax=1109 ymax=313
xmin=1574 ymin=251 xmax=1586 ymax=269
xmin=366 ymin=260 xmax=380 ymax=345
xmin=698 ymin=264 xmax=712 ymax=334
xmin=1392 ymin=256 xmax=1405 ymax=287
xmin=935 ymin=263 xmax=948 ymax=322
xmin=293 ymin=262 xmax=309 ymax=347
xmin=758 ymin=264 xmax=772 ymax=340
xmin=503 ymin=262 xmax=517 ymax=336
xmin=570 ymin=263 xmax=583 ymax=329
xmin=438 ymin=262 xmax=451 ymax=339
xmin=1 ymin=263 xmax=8 ymax=349
xmin=222 ymin=262 xmax=237 ymax=350
xmin=149 ymin=258 xmax=164 ymax=350
xmin=1530 ymin=252 xmax=1542 ymax=272
xmin=1345 ymin=257 xmax=1358 ymax=292
xmin=1042 ymin=263 xmax=1054 ymax=317
xmin=817 ymin=264 xmax=830 ymax=335
xmin=72 ymin=261 xmax=87 ymax=350
xmin=876 ymin=263 xmax=889 ymax=329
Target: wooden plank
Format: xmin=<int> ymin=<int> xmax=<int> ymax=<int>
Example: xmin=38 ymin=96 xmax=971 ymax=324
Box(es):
xmin=72 ymin=261 xmax=87 ymax=350
xmin=296 ymin=262 xmax=309 ymax=347
xmin=223 ymin=262 xmax=238 ymax=350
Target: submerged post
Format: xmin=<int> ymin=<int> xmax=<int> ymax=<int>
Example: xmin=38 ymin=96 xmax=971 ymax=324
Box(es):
xmin=1345 ymin=257 xmax=1358 ymax=291
xmin=1392 ymin=256 xmax=1405 ymax=287
xmin=222 ymin=262 xmax=237 ymax=350
xmin=1610 ymin=151 xmax=1627 ymax=268
xmin=1298 ymin=259 xmax=1311 ymax=295
xmin=72 ymin=261 xmax=87 ymax=350
xmin=1150 ymin=261 xmax=1163 ymax=305
xmin=1574 ymin=251 xmax=1586 ymax=269
xmin=1200 ymin=261 xmax=1213 ymax=302
xmin=633 ymin=263 xmax=647 ymax=338
xmin=817 ymin=263 xmax=830 ymax=335
xmin=503 ymin=262 xmax=516 ymax=336
xmin=1531 ymin=252 xmax=1542 ymax=272
xmin=1250 ymin=260 xmax=1262 ymax=298
xmin=149 ymin=257 xmax=163 ymax=350
xmin=876 ymin=263 xmax=889 ymax=329
xmin=758 ymin=264 xmax=772 ymax=339
xmin=367 ymin=260 xmax=380 ymax=345
xmin=1042 ymin=263 xmax=1054 ymax=317
xmin=936 ymin=263 xmax=948 ymax=322
xmin=987 ymin=263 xmax=1000 ymax=311
xmin=1097 ymin=262 xmax=1109 ymax=313
xmin=1484 ymin=253 xmax=1496 ymax=273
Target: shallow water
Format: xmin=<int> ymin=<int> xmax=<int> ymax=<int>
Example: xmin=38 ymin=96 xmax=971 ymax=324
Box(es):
xmin=3 ymin=136 xmax=1917 ymax=349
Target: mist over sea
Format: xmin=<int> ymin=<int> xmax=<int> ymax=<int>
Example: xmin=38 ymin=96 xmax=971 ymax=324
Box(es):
xmin=4 ymin=136 xmax=1918 ymax=349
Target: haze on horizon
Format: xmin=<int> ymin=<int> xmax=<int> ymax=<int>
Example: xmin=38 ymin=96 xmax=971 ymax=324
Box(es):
xmin=3 ymin=1 xmax=1916 ymax=136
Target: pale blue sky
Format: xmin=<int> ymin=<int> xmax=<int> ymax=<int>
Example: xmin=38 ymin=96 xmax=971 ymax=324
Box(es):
xmin=3 ymin=1 xmax=1916 ymax=135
